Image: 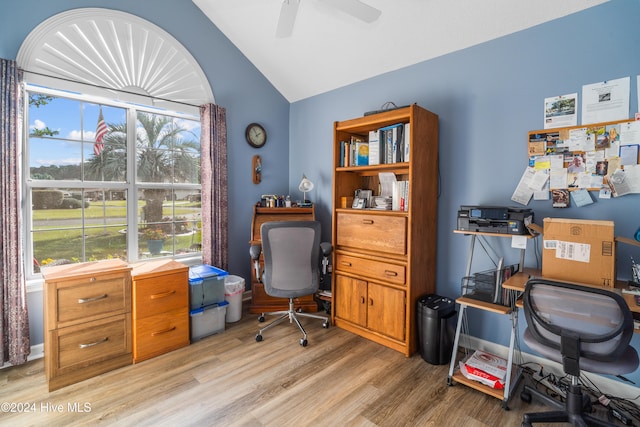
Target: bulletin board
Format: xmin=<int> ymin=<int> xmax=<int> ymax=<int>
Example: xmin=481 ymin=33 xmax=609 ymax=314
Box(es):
xmin=527 ymin=118 xmax=640 ymax=205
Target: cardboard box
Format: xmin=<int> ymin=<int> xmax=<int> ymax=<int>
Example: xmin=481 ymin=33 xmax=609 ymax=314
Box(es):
xmin=542 ymin=218 xmax=615 ymax=287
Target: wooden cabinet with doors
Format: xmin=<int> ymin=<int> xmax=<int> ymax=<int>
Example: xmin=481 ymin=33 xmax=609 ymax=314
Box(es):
xmin=331 ymin=104 xmax=439 ymax=356
xmin=249 ymin=205 xmax=318 ymax=314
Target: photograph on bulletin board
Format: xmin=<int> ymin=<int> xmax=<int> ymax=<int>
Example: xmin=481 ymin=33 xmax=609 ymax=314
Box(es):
xmin=526 ymin=118 xmax=640 ymax=204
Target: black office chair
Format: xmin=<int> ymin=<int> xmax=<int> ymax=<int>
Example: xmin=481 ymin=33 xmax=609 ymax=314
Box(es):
xmin=250 ymin=221 xmax=331 ymax=346
xmin=521 ymin=278 xmax=638 ymax=427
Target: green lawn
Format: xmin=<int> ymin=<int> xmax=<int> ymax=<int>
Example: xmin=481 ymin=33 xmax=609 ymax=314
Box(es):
xmin=33 ymin=200 xmax=202 ymax=271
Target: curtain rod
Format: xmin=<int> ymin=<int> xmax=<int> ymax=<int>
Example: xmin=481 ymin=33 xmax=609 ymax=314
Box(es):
xmin=19 ymin=68 xmax=202 ymax=109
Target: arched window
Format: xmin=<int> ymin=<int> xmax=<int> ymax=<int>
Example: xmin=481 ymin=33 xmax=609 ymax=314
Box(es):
xmin=17 ymin=9 xmax=213 ymax=277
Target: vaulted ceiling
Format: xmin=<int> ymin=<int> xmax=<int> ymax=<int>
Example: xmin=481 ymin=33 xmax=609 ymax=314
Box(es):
xmin=193 ymin=0 xmax=609 ymax=102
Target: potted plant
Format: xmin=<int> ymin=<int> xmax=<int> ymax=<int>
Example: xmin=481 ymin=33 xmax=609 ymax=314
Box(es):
xmin=143 ymin=227 xmax=166 ymax=255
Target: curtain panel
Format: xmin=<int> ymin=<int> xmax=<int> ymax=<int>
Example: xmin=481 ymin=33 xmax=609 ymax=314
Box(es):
xmin=200 ymin=103 xmax=229 ymax=271
xmin=0 ymin=58 xmax=30 ymax=366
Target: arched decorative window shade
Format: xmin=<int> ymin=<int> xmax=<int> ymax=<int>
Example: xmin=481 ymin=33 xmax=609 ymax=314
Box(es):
xmin=16 ymin=8 xmax=213 ymax=115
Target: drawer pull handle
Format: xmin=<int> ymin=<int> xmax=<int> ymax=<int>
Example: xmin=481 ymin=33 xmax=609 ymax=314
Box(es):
xmin=340 ymin=261 xmax=352 ymax=267
xmin=90 ymin=277 xmax=96 ymax=282
xmin=79 ymin=337 xmax=108 ymax=349
xmin=152 ymin=326 xmax=177 ymax=336
xmin=384 ymin=270 xmax=398 ymax=277
xmin=362 ymin=219 xmax=374 ymax=225
xmin=78 ymin=294 xmax=108 ymax=304
xmin=150 ymin=290 xmax=176 ymax=299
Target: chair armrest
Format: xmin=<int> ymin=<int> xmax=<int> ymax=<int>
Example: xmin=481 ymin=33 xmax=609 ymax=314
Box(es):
xmin=250 ymin=244 xmax=262 ymax=281
xmin=249 ymin=244 xmax=262 ymax=260
xmin=320 ymin=242 xmax=332 ymax=257
xmin=320 ymin=242 xmax=332 ymax=275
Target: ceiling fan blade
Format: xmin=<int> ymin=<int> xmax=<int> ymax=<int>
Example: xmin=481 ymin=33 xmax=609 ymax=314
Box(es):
xmin=320 ymin=0 xmax=382 ymax=23
xmin=276 ymin=0 xmax=300 ymax=38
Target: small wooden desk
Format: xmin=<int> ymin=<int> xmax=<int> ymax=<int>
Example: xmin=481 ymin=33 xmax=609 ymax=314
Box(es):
xmin=249 ymin=206 xmax=318 ymax=314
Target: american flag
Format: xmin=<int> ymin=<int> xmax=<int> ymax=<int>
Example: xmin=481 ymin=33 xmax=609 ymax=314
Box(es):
xmin=94 ymin=108 xmax=107 ymax=156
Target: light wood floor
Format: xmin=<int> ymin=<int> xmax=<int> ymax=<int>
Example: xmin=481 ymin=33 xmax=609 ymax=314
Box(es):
xmin=0 ymin=303 xmax=607 ymax=426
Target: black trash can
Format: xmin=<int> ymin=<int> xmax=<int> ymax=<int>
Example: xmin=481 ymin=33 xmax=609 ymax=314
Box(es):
xmin=417 ymin=294 xmax=456 ymax=365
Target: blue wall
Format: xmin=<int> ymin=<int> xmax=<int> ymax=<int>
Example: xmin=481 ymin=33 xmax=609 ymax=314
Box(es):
xmin=1 ymin=0 xmax=291 ymax=346
xmin=3 ymin=0 xmax=640 ymax=386
xmin=290 ymin=0 xmax=640 ymax=385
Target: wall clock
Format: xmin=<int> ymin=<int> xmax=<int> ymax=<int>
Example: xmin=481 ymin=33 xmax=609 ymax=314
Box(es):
xmin=245 ymin=123 xmax=267 ymax=148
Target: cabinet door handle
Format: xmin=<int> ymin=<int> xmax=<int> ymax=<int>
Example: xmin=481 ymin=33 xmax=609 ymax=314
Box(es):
xmin=150 ymin=290 xmax=176 ymax=299
xmin=340 ymin=261 xmax=352 ymax=267
xmin=79 ymin=337 xmax=109 ymax=349
xmin=369 ymin=298 xmax=374 ymax=306
xmin=384 ymin=270 xmax=398 ymax=277
xmin=78 ymin=294 xmax=108 ymax=304
xmin=362 ymin=219 xmax=374 ymax=225
xmin=360 ymin=296 xmax=365 ymax=304
xmin=152 ymin=326 xmax=177 ymax=336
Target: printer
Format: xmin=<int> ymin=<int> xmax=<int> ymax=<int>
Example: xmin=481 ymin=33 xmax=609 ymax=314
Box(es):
xmin=457 ymin=205 xmax=533 ymax=235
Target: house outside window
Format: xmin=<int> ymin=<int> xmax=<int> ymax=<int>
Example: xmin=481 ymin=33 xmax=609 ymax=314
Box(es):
xmin=25 ymin=85 xmax=202 ymax=278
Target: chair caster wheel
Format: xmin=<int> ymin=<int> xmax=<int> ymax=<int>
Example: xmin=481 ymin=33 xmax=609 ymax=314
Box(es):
xmin=300 ymin=338 xmax=308 ymax=347
xmin=520 ymin=390 xmax=531 ymax=403
xmin=322 ymin=321 xmax=330 ymax=329
xmin=258 ymin=315 xmax=265 ymax=322
xmin=256 ymin=334 xmax=263 ymax=342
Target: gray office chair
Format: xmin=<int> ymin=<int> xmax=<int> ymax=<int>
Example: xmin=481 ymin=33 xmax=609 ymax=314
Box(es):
xmin=521 ymin=278 xmax=638 ymax=427
xmin=250 ymin=221 xmax=330 ymax=346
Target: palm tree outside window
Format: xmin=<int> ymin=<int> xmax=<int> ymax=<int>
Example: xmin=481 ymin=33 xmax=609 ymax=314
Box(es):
xmin=25 ymin=86 xmax=202 ymax=277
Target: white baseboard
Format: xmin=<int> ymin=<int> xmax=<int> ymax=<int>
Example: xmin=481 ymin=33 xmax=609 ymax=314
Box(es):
xmin=460 ymin=334 xmax=640 ymax=405
xmin=29 ymin=343 xmax=44 ymax=361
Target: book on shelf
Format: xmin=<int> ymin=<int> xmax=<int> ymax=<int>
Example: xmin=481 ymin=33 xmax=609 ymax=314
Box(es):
xmin=392 ymin=180 xmax=409 ymax=211
xmin=368 ymin=130 xmax=381 ymax=165
xmin=355 ymin=141 xmax=369 ymax=166
xmin=340 ymin=122 xmax=410 ymax=167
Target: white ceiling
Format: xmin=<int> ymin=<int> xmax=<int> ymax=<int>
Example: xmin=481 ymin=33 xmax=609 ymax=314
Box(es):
xmin=193 ymin=0 xmax=608 ymax=103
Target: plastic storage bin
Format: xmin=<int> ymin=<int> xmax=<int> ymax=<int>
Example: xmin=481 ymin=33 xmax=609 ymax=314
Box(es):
xmin=224 ymin=275 xmax=245 ymax=323
xmin=417 ymin=294 xmax=456 ymax=365
xmin=190 ymin=301 xmax=228 ymax=341
xmin=189 ymin=264 xmax=228 ymax=310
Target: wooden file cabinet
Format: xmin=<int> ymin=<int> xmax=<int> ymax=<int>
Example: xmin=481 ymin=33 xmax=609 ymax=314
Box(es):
xmin=331 ymin=104 xmax=439 ymax=357
xmin=249 ymin=205 xmax=318 ymax=314
xmin=131 ymin=259 xmax=189 ymax=363
xmin=42 ymin=259 xmax=132 ymax=391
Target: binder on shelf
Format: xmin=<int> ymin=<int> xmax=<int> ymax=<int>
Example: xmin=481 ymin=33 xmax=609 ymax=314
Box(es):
xmin=403 ymin=123 xmax=411 ymax=162
xmin=394 ymin=124 xmax=404 ymax=163
xmin=379 ymin=123 xmax=404 ymax=164
xmin=368 ymin=130 xmax=381 ymax=165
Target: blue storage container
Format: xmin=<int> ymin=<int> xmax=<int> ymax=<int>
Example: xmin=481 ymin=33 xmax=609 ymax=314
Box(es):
xmin=190 ymin=301 xmax=228 ymax=341
xmin=189 ymin=264 xmax=228 ymax=310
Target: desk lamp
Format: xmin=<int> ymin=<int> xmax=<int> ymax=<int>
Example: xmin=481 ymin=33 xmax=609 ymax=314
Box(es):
xmin=298 ymin=174 xmax=314 ymax=207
